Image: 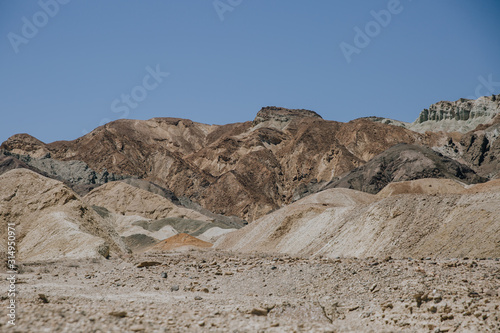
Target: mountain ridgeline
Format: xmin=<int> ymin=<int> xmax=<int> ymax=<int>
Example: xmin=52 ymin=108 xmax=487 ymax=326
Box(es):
xmin=2 ymin=96 xmax=500 ymax=222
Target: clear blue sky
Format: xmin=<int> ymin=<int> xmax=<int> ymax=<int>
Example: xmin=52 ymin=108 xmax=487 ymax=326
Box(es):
xmin=1 ymin=0 xmax=500 ymax=144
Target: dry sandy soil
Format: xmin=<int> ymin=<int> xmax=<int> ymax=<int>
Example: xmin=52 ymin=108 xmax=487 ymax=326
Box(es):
xmin=1 ymin=250 xmax=499 ymax=332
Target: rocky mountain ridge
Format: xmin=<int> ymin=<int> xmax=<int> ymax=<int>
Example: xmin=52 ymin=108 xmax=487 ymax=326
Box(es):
xmin=0 ymin=112 xmax=429 ymax=220
xmin=2 ymin=95 xmax=499 ymax=220
xmin=370 ymin=94 xmax=500 ymax=134
xmin=412 ymin=95 xmax=500 ymax=133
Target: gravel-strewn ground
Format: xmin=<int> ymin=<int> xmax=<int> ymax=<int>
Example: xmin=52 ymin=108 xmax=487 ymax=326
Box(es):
xmin=1 ymin=250 xmax=499 ymax=332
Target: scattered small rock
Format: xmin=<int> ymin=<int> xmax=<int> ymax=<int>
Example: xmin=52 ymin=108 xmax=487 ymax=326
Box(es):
xmin=109 ymin=311 xmax=127 ymax=318
xmin=381 ymin=302 xmax=393 ymax=311
xmin=250 ymin=308 xmax=268 ymax=316
xmin=440 ymin=314 xmax=454 ymax=321
xmin=433 ymin=294 xmax=443 ymax=303
xmin=38 ymin=294 xmax=49 ymax=304
xmin=130 ymin=324 xmax=145 ymax=332
xmin=136 ymin=261 xmax=161 ymax=268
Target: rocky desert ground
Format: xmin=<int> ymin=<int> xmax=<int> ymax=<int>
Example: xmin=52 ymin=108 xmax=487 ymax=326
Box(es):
xmin=1 ymin=95 xmax=500 ymax=332
xmin=1 ymin=251 xmax=499 ymax=332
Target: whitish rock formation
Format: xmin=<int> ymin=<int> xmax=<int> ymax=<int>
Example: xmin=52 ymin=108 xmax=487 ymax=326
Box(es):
xmin=411 ymin=95 xmax=500 ymax=133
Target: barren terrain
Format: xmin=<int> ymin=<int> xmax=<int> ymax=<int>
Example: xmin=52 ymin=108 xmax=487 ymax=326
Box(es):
xmin=1 ymin=251 xmax=499 ymax=332
xmin=1 ymin=96 xmax=500 ymax=332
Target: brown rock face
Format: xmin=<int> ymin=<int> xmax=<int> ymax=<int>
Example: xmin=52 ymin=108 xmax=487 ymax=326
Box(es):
xmin=324 ymin=144 xmax=486 ymax=194
xmin=460 ymin=121 xmax=500 ymax=178
xmin=252 ymin=106 xmax=322 ymax=126
xmin=2 ymin=133 xmax=49 ymax=157
xmin=0 ymin=109 xmax=447 ymax=221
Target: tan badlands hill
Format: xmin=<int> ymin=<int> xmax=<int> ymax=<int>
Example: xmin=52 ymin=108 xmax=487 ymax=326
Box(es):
xmin=83 ymin=181 xmax=212 ymax=222
xmin=216 ymin=186 xmax=500 ymax=259
xmin=0 ymin=169 xmax=128 ymax=261
xmin=215 ymin=188 xmax=377 ymax=254
xmin=376 ymin=178 xmax=466 ymax=198
xmin=148 ymin=233 xmax=212 ymax=251
xmin=83 ymin=182 xmax=240 ymax=253
xmin=370 ymin=95 xmax=500 ymax=179
xmin=465 ymin=178 xmax=500 ymax=193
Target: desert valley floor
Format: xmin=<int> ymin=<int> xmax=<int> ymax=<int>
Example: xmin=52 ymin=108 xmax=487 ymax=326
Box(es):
xmin=1 ymin=251 xmax=499 ymax=332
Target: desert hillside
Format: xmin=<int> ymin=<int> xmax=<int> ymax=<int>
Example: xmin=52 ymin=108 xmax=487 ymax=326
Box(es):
xmin=215 ymin=182 xmax=500 ymax=258
xmin=1 ymin=95 xmax=500 ymax=257
xmin=0 ymin=169 xmax=128 ymax=261
xmin=3 ymin=96 xmax=500 ymax=221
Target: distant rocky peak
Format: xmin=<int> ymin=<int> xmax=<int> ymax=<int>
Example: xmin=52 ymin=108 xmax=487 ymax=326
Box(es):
xmin=410 ymin=95 xmax=500 ymax=133
xmin=1 ymin=133 xmax=49 ymax=158
xmin=252 ymin=106 xmax=322 ymax=127
xmin=415 ymin=96 xmax=497 ymax=123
